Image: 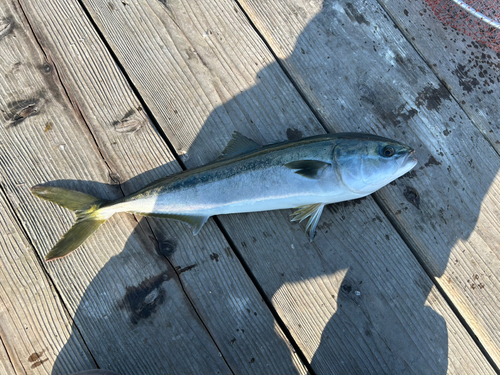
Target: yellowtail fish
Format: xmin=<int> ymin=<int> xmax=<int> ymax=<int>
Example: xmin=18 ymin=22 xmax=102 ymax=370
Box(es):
xmin=32 ymin=132 xmax=417 ymax=261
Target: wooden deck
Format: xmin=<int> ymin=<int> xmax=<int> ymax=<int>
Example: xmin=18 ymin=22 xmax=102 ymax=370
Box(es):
xmin=1 ymin=0 xmax=499 ymax=373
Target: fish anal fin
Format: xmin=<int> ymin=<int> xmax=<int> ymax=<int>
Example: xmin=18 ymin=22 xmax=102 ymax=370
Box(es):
xmin=285 ymin=160 xmax=331 ymax=179
xmin=290 ymin=203 xmax=325 ymax=241
xmin=219 ymin=131 xmax=261 ymax=159
xmin=140 ymin=212 xmax=209 ymax=235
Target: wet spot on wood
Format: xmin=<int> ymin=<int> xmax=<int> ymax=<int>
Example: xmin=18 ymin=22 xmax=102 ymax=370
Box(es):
xmin=404 ymin=186 xmax=420 ymax=209
xmin=119 ymin=274 xmax=170 ymax=324
xmin=415 ymin=84 xmax=451 ymax=111
xmin=28 ymin=350 xmax=45 ymax=362
xmin=0 ymin=17 xmax=14 ymax=40
xmin=424 ymin=155 xmax=441 ymax=167
xmin=443 ymin=129 xmax=451 ymax=136
xmin=359 ymin=84 xmax=416 ymax=126
xmin=114 ymin=109 xmax=144 ymax=133
xmin=452 ymin=64 xmax=480 ymax=93
xmin=344 ymin=3 xmax=370 ymax=26
xmin=210 ymin=253 xmax=220 ymax=262
xmin=6 ymin=98 xmax=44 ymax=126
xmin=28 ymin=350 xmax=48 ymax=368
xmin=286 ymin=128 xmax=303 ymax=141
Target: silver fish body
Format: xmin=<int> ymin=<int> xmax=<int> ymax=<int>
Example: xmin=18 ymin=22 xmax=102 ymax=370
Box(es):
xmin=32 ymin=132 xmax=417 ymax=260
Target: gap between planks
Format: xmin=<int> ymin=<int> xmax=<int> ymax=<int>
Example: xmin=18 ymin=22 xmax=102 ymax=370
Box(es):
xmin=232 ymin=0 xmax=500 ymax=371
xmin=70 ymin=0 xmax=317 ymax=370
xmin=12 ymin=0 xmax=312 ymax=372
xmin=12 ymin=0 xmax=238 ymax=372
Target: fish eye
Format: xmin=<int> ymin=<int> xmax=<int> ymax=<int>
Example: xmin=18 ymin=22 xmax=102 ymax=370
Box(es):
xmin=381 ymin=145 xmax=395 ymax=158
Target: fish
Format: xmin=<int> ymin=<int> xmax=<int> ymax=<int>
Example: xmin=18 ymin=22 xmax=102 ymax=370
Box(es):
xmin=31 ymin=132 xmax=417 ymax=261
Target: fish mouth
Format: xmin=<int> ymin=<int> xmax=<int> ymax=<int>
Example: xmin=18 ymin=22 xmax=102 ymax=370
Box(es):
xmin=401 ymin=150 xmax=418 ymax=172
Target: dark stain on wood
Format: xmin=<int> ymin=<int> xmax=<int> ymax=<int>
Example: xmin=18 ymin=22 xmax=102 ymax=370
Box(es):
xmin=159 ymin=238 xmax=178 ymax=257
xmin=108 ymin=2 xmax=115 ymax=11
xmin=210 ymin=252 xmax=219 ymax=262
xmin=344 ymin=3 xmax=370 ymax=26
xmin=415 ymin=84 xmax=451 ymax=111
xmin=424 ymin=155 xmax=441 ymax=167
xmin=404 ymin=186 xmax=420 ymax=209
xmin=452 ymin=64 xmax=480 ymax=93
xmin=37 ymin=61 xmax=66 ymax=108
xmin=286 ymin=128 xmax=303 ymax=141
xmin=28 ymin=350 xmax=45 ymax=362
xmin=28 ymin=350 xmax=48 ymax=368
xmin=359 ymin=84 xmax=417 ymax=126
xmin=114 ymin=109 xmax=144 ymax=133
xmin=0 ymin=17 xmax=14 ymax=40
xmin=6 ymin=97 xmax=44 ymax=126
xmin=119 ymin=274 xmax=170 ymax=324
xmin=177 ymin=264 xmax=197 ymax=274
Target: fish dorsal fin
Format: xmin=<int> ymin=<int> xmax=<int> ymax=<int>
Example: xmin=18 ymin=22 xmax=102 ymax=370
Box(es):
xmin=220 ymin=131 xmax=261 ymax=159
xmin=141 ymin=213 xmax=209 ymax=235
xmin=290 ymin=203 xmax=325 ymax=241
xmin=285 ymin=160 xmax=331 ymax=179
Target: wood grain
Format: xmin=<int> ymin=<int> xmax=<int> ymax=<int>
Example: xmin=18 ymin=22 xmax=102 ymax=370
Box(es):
xmin=78 ymin=0 xmax=496 ymax=372
xmin=0 ymin=1 xmax=233 ymax=374
xmin=0 ymin=338 xmax=18 ymax=375
xmin=11 ymin=0 xmax=307 ymax=373
xmin=0 ymin=189 xmax=96 ymax=375
xmin=238 ymin=0 xmax=500 ymax=366
xmin=378 ymin=0 xmax=500 ymax=152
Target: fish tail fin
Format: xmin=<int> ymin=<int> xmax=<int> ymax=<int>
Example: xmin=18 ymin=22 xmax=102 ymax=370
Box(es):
xmin=31 ymin=185 xmax=111 ymax=261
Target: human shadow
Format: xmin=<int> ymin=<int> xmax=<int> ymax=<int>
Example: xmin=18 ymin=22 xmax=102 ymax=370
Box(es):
xmin=50 ymin=1 xmax=500 ymax=374
xmin=174 ymin=0 xmax=499 ymax=373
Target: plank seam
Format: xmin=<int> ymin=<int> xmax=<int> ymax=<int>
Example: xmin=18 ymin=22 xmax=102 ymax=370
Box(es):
xmin=233 ymin=0 xmax=500 ymax=372
xmin=0 ymin=336 xmax=20 ymax=375
xmin=9 ymin=1 xmax=111 ymax=370
xmin=213 ymin=216 xmax=317 ymax=375
xmin=71 ymin=0 xmax=315 ymax=372
xmin=15 ymin=0 xmax=243 ymax=372
xmin=372 ymin=3 xmax=500 ymax=372
xmin=134 ymin=214 xmax=236 ymax=375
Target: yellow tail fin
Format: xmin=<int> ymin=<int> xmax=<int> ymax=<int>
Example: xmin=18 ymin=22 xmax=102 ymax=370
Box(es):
xmin=31 ymin=186 xmax=109 ymax=261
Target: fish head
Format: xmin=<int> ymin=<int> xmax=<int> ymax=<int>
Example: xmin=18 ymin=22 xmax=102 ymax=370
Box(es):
xmin=333 ymin=134 xmax=417 ymax=195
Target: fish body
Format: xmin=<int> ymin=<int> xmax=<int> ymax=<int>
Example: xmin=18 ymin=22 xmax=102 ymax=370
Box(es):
xmin=32 ymin=132 xmax=417 ymax=260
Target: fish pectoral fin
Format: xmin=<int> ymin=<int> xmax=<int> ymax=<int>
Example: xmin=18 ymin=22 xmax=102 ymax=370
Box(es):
xmin=284 ymin=160 xmax=331 ymax=179
xmin=219 ymin=131 xmax=261 ymax=159
xmin=141 ymin=213 xmax=209 ymax=235
xmin=290 ymin=203 xmax=325 ymax=241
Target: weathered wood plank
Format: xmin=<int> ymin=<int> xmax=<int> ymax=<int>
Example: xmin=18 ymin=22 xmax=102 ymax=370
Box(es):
xmin=10 ymin=0 xmax=307 ymax=373
xmin=79 ymin=0 xmax=496 ymax=372
xmin=238 ymin=0 xmax=500 ymax=367
xmin=0 ymin=338 xmax=17 ymax=375
xmin=0 ymin=188 xmax=96 ymax=375
xmin=0 ymin=1 xmax=235 ymax=374
xmin=378 ymin=0 xmax=500 ymax=152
